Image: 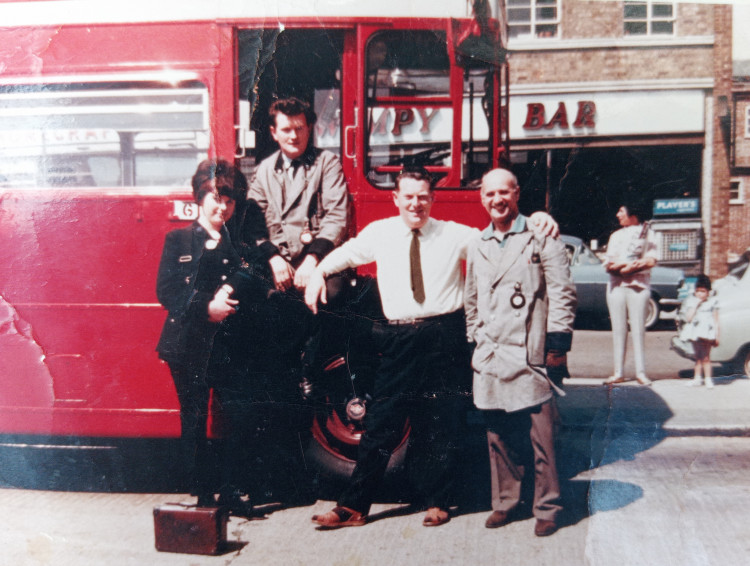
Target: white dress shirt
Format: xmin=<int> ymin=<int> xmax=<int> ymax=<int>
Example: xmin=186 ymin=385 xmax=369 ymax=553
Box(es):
xmin=317 ymin=216 xmax=478 ymax=320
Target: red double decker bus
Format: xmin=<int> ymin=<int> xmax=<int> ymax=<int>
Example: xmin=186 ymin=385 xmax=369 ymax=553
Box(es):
xmin=0 ymin=0 xmax=508 ymax=477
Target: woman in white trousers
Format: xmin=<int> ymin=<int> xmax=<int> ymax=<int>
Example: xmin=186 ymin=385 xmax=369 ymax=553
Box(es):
xmin=603 ymin=204 xmax=658 ymax=386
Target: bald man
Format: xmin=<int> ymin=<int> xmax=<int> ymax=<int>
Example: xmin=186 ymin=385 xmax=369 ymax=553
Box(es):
xmin=464 ymin=168 xmax=576 ymax=537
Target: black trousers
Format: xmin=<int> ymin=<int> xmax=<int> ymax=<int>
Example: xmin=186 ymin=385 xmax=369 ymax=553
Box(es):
xmin=167 ymin=360 xmax=218 ymax=497
xmin=208 ymin=306 xmax=313 ymax=502
xmin=338 ymin=310 xmax=471 ymax=514
xmin=277 ymin=273 xmax=354 ymax=379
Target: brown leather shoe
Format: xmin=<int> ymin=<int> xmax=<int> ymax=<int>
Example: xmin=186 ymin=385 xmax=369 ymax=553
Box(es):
xmin=534 ymin=519 xmax=558 ymax=537
xmin=485 ymin=510 xmax=511 ymax=529
xmin=422 ymin=507 xmax=450 ymax=527
xmin=312 ymin=506 xmax=367 ymax=529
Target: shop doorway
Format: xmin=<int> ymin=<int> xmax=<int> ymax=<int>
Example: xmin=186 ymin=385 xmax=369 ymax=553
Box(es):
xmin=511 ymin=145 xmax=703 ymax=244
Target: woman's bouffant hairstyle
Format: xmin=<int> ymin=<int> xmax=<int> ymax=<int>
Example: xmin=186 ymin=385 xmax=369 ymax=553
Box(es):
xmin=191 ymin=159 xmax=245 ymax=204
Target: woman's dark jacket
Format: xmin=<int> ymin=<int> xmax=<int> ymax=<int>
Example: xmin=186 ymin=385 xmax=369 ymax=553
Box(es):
xmin=156 ymin=221 xmax=243 ymax=366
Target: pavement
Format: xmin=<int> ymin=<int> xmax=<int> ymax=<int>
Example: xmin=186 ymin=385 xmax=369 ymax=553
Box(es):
xmin=557 ymin=328 xmax=750 ymax=437
xmin=2 ymin=330 xmax=749 ymax=565
xmin=557 ymin=375 xmax=750 ymax=436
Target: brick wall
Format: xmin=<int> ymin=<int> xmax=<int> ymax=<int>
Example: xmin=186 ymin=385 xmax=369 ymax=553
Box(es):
xmin=733 ymin=96 xmax=750 ymax=167
xmin=562 ymin=1 xmax=621 ymax=39
xmin=677 ymin=4 xmax=715 ymax=36
xmin=728 ymin=191 xmax=750 ymax=257
xmin=709 ymin=4 xmax=733 ymax=277
xmin=509 ymin=47 xmax=713 ymax=85
xmin=559 ymin=2 xmax=713 ymax=40
xmin=509 ymin=1 xmax=715 ymax=85
xmin=729 ymin=94 xmax=750 ymax=257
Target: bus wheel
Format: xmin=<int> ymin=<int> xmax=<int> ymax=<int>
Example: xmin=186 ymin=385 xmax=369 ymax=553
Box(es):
xmin=303 ymin=357 xmax=409 ymax=485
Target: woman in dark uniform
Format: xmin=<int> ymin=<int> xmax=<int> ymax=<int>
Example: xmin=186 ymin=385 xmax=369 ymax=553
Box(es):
xmin=156 ymin=159 xmax=256 ymax=511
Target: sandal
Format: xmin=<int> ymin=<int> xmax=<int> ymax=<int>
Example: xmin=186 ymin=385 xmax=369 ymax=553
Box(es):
xmin=312 ymin=506 xmax=367 ymax=529
xmin=423 ymin=507 xmax=450 ymax=527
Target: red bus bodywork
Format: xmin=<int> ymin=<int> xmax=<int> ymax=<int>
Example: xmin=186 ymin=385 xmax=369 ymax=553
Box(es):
xmin=0 ymin=13 xmax=507 ymax=438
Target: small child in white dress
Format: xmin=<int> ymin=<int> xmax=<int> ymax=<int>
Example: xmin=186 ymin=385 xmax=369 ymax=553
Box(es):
xmin=678 ymin=274 xmax=720 ymax=388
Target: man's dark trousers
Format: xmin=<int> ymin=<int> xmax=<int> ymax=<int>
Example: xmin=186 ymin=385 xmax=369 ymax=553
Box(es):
xmin=338 ymin=309 xmax=471 ymax=514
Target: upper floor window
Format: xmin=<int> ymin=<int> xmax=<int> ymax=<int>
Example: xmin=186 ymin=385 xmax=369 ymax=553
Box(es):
xmin=744 ymin=106 xmax=750 ymax=139
xmin=730 ymin=179 xmax=743 ymax=204
xmin=507 ymin=0 xmax=560 ymax=40
xmin=624 ymin=1 xmax=675 ymax=36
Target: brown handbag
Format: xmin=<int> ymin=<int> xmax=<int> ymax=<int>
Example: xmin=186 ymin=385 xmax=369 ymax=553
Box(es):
xmin=153 ymin=503 xmax=228 ymax=555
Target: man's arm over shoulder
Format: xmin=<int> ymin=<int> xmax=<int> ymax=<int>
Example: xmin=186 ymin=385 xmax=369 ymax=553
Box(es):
xmin=445 ymin=221 xmax=481 ymax=260
xmin=528 ymin=211 xmax=560 ymax=238
xmin=463 ymin=237 xmax=481 ymax=343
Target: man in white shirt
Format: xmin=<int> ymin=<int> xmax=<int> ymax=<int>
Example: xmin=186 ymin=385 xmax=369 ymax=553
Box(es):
xmin=305 ymin=167 xmax=557 ymax=529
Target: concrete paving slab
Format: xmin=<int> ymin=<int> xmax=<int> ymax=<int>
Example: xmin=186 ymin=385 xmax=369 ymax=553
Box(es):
xmin=3 ymin=435 xmax=750 ymax=566
xmin=558 ymin=376 xmax=750 ymax=435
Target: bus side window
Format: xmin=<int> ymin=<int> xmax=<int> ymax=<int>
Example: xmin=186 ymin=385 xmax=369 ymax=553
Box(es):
xmin=0 ymin=82 xmax=209 ymax=188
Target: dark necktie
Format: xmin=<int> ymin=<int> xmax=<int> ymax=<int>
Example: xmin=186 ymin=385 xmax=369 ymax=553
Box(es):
xmin=410 ymin=229 xmax=425 ymax=304
xmin=289 ymin=159 xmax=301 ymax=178
xmin=282 ymin=160 xmax=301 ymax=208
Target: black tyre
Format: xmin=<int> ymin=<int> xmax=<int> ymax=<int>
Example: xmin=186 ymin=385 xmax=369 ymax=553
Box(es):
xmin=303 ymin=356 xmax=410 ymax=485
xmin=645 ymin=295 xmax=660 ymax=330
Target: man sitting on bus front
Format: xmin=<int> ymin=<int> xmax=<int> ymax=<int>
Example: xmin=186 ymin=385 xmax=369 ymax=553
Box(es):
xmin=246 ymin=97 xmax=349 ymax=294
xmin=243 ymin=97 xmax=350 ymax=386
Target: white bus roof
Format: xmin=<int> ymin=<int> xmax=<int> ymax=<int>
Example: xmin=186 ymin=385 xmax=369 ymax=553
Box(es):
xmin=0 ymin=0 xmax=476 ymax=27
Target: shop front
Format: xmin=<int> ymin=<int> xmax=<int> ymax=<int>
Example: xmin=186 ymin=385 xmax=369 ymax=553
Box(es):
xmin=508 ymin=87 xmax=708 ymax=275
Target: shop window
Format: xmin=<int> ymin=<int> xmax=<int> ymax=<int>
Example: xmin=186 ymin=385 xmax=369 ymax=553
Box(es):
xmin=507 ymin=0 xmax=559 ymax=39
xmin=730 ymin=179 xmax=743 ymax=204
xmin=624 ymin=1 xmax=674 ymax=36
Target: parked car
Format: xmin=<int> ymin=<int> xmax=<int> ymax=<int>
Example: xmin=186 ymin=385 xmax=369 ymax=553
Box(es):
xmin=562 ymin=235 xmax=686 ymax=329
xmin=671 ymin=253 xmax=750 ymax=375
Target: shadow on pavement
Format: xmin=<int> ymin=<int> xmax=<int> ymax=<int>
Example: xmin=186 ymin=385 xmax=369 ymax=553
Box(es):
xmin=452 ymin=382 xmax=672 ymax=526
xmin=0 ymin=437 xmax=186 ymax=493
xmin=0 ymin=382 xmax=676 ymax=530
